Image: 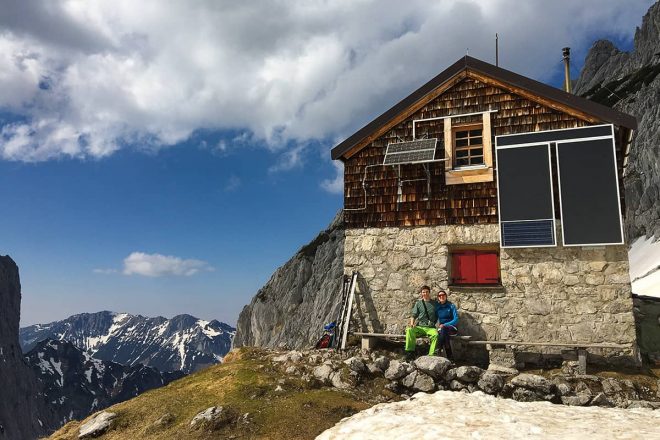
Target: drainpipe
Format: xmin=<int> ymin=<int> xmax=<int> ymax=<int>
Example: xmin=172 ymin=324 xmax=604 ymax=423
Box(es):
xmin=562 ymin=47 xmax=572 ymax=93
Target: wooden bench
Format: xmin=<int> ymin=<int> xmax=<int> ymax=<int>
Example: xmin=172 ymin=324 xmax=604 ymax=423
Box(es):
xmin=466 ymin=340 xmax=631 ymax=374
xmin=353 ymin=332 xmax=472 ymax=351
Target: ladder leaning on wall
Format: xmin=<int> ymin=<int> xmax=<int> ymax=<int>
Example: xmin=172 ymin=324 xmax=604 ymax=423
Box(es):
xmin=335 ymin=272 xmax=358 ymax=350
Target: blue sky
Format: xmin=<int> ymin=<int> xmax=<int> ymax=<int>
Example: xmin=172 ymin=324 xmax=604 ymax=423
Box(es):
xmin=0 ymin=0 xmax=654 ymax=326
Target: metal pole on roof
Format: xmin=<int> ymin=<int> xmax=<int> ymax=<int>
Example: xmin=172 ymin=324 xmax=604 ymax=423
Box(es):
xmin=562 ymin=47 xmax=572 ymax=94
xmin=495 ymin=33 xmax=499 ymax=66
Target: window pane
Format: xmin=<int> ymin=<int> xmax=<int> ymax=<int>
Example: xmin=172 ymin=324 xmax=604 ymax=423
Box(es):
xmin=471 ymin=148 xmax=483 ymax=156
xmin=456 ymin=158 xmax=469 ymax=166
xmin=470 ymin=156 xmax=484 ymax=165
xmin=456 ymin=139 xmax=469 ymax=147
xmin=455 ymin=130 xmax=469 ymax=138
xmin=470 ymin=129 xmax=482 ymax=137
xmin=456 ymin=150 xmax=468 ymax=158
xmin=470 ymin=136 xmax=483 ymax=145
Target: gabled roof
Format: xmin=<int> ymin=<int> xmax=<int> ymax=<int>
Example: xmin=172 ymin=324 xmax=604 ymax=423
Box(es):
xmin=331 ymin=56 xmax=637 ymax=160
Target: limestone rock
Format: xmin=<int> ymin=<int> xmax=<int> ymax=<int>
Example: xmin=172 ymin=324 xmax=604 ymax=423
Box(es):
xmin=0 ymin=256 xmax=55 ymax=439
xmin=589 ymin=392 xmax=613 ymax=408
xmin=79 ymin=412 xmax=116 ymax=438
xmin=344 ymin=357 xmax=367 ymax=374
xmin=561 ymin=394 xmax=591 ymax=406
xmin=313 ymin=365 xmax=335 ymax=382
xmin=454 ymin=366 xmax=483 ymax=383
xmin=384 ymin=360 xmax=412 ymax=380
xmin=234 ymin=212 xmax=345 ymax=349
xmin=512 ymin=388 xmax=542 ymax=402
xmin=510 ymin=373 xmax=555 ymax=394
xmin=477 ymin=372 xmax=504 ymax=395
xmin=373 ymin=356 xmax=390 ymax=372
xmin=413 ymin=356 xmax=452 ymax=378
xmin=402 ymin=371 xmax=435 ymax=393
xmin=449 ymin=380 xmax=466 ymax=391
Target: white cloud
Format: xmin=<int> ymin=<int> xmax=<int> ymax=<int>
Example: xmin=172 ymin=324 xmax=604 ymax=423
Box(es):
xmin=224 ymin=174 xmax=241 ymax=192
xmin=321 ymin=161 xmax=344 ymax=194
xmin=0 ymin=0 xmax=653 ymax=163
xmin=122 ymin=252 xmax=213 ymax=277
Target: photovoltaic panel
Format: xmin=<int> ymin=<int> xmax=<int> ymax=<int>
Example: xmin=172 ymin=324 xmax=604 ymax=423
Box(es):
xmin=496 ymin=144 xmax=556 ymax=247
xmin=383 ymin=139 xmax=437 ymax=165
xmin=496 ymin=124 xmax=613 ymax=147
xmin=556 ymin=137 xmax=623 ymax=246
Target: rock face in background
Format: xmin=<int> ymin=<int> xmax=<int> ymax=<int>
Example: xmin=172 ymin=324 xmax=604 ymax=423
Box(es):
xmin=25 ymin=339 xmax=184 ymax=428
xmin=0 ymin=256 xmax=54 ymax=439
xmin=20 ymin=311 xmax=235 ymax=374
xmin=574 ymin=1 xmax=660 ymax=240
xmin=233 ymin=212 xmax=344 ymax=349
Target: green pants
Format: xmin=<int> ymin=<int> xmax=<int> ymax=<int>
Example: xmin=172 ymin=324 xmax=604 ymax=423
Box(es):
xmin=405 ymin=326 xmax=438 ymax=355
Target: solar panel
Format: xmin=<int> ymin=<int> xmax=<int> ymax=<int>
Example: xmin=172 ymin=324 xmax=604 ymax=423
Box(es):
xmin=496 ymin=144 xmax=556 ymax=248
xmin=383 ymin=139 xmax=437 ymax=165
xmin=556 ymin=138 xmax=623 ymax=246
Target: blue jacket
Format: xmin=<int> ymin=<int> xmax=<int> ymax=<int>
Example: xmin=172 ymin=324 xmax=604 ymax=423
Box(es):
xmin=436 ymin=301 xmax=458 ymax=327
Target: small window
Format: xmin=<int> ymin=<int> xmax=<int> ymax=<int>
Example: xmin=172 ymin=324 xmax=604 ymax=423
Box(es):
xmin=450 ymin=249 xmax=500 ymax=285
xmin=453 ymin=125 xmax=484 ymax=168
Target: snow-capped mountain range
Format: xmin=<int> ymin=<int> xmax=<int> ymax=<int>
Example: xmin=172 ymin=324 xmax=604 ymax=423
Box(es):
xmin=20 ymin=311 xmax=235 ymax=374
xmin=25 ymin=339 xmax=184 ymax=429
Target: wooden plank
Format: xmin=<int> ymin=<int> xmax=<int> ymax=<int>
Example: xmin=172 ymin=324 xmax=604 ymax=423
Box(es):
xmin=468 ymin=340 xmax=629 ymax=349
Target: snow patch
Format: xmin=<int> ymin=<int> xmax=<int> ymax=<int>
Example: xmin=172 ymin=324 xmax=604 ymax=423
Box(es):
xmin=317 ymin=391 xmax=660 ymax=439
xmin=629 ymin=236 xmax=660 ymax=297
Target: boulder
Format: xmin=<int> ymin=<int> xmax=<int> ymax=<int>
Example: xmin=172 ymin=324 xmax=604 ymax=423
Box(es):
xmin=477 ymin=372 xmax=504 ymax=395
xmin=402 ymin=371 xmax=435 ymax=393
xmin=344 ymin=357 xmax=367 ymax=374
xmin=589 ymin=392 xmax=613 ymax=408
xmin=510 ymin=373 xmax=555 ymax=394
xmin=384 ymin=360 xmax=412 ymax=380
xmin=366 ymin=363 xmax=383 ymax=375
xmin=444 ymin=368 xmax=457 ymax=382
xmin=190 ymin=406 xmax=237 ymax=430
xmin=512 ymin=388 xmax=541 ymax=402
xmin=312 ymin=365 xmax=334 ymax=382
xmin=449 ymin=380 xmax=466 ymax=391
xmin=413 ymin=356 xmax=452 ymax=378
xmin=79 ymin=412 xmax=117 ymax=439
xmin=454 ymin=366 xmax=483 ymax=383
xmin=373 ymin=356 xmax=390 ymax=372
xmin=561 ymin=394 xmax=591 ymax=406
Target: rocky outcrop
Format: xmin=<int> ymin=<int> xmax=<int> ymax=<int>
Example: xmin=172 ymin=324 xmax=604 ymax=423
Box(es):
xmin=574 ymin=1 xmax=660 ymax=240
xmin=233 ymin=211 xmax=344 ymax=349
xmin=25 ymin=339 xmax=184 ymax=429
xmin=20 ymin=311 xmax=235 ymax=374
xmin=0 ymin=256 xmax=55 ymax=439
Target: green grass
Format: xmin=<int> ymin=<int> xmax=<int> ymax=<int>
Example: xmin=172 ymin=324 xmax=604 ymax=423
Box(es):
xmin=48 ymin=348 xmax=375 ymax=440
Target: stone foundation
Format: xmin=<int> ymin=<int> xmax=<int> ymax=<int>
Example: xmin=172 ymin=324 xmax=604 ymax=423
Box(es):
xmin=344 ymin=224 xmax=637 ymax=365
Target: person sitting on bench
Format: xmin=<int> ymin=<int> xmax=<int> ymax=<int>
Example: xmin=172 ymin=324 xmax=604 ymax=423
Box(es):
xmin=404 ymin=285 xmax=438 ymax=361
xmin=435 ymin=289 xmax=458 ymax=360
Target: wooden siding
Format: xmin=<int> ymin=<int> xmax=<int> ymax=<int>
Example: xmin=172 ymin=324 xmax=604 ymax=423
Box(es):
xmin=344 ymin=76 xmax=626 ymax=229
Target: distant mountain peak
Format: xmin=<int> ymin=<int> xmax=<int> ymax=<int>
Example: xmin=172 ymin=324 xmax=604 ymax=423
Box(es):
xmin=20 ymin=311 xmax=235 ymax=374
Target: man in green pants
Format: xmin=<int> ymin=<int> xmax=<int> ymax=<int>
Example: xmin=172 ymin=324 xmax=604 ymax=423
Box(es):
xmin=404 ymin=285 xmax=438 ymax=360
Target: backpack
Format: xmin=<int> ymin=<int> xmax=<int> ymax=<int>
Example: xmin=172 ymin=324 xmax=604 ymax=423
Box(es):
xmin=315 ymin=322 xmax=336 ymax=349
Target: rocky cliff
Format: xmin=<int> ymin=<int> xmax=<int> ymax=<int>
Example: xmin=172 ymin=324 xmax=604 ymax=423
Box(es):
xmin=233 ymin=212 xmax=344 ymax=349
xmin=0 ymin=256 xmax=55 ymax=439
xmin=574 ymin=0 xmax=660 ymax=240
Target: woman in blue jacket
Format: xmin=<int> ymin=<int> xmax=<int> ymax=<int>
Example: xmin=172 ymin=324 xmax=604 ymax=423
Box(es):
xmin=435 ymin=290 xmax=458 ymax=360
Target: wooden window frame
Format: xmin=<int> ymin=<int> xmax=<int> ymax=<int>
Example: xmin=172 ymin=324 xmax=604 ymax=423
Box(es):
xmin=453 ymin=124 xmax=485 ymax=168
xmin=443 ymin=112 xmax=494 ymax=185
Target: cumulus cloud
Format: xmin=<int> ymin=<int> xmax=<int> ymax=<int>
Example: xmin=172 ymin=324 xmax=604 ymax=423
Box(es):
xmin=321 ymin=161 xmax=344 ymax=194
xmin=0 ymin=0 xmax=652 ymax=163
xmin=122 ymin=252 xmax=213 ymax=277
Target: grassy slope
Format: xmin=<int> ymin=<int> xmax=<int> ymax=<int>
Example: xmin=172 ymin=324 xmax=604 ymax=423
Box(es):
xmin=48 ymin=348 xmax=380 ymax=440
